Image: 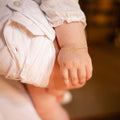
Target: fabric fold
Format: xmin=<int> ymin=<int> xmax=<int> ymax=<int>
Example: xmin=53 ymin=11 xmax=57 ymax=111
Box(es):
xmin=1 ymin=0 xmax=56 ymax=87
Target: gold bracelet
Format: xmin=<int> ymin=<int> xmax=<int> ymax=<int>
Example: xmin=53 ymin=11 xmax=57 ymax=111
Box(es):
xmin=61 ymin=46 xmax=88 ymax=51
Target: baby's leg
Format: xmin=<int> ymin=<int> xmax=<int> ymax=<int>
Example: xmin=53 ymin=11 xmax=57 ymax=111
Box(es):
xmin=26 ymin=85 xmax=69 ymax=120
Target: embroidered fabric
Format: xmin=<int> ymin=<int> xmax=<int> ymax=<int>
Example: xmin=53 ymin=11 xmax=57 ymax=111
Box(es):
xmin=44 ymin=12 xmax=86 ymax=27
xmin=40 ymin=0 xmax=86 ymax=27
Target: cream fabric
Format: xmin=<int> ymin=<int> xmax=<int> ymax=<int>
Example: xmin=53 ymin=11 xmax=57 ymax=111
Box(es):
xmin=35 ymin=0 xmax=86 ymax=27
xmin=0 ymin=0 xmax=55 ymax=87
xmin=40 ymin=0 xmax=86 ymax=27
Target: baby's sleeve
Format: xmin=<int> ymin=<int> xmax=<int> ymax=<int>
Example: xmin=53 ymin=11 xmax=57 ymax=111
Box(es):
xmin=40 ymin=0 xmax=86 ymax=28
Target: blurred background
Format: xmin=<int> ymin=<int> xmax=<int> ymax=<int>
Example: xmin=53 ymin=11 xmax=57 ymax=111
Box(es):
xmin=63 ymin=0 xmax=120 ymax=120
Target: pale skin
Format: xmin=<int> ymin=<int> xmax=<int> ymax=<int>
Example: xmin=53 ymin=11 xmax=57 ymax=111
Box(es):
xmin=56 ymin=21 xmax=92 ymax=87
xmin=26 ymin=21 xmax=93 ymax=120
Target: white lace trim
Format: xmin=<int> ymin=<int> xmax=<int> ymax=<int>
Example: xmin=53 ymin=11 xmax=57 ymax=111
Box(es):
xmin=46 ymin=12 xmax=87 ymax=28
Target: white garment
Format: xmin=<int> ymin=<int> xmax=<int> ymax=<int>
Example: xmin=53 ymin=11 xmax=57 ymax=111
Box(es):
xmin=0 ymin=0 xmax=86 ymax=119
xmin=0 ymin=0 xmax=55 ymax=87
xmin=40 ymin=0 xmax=86 ymax=27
